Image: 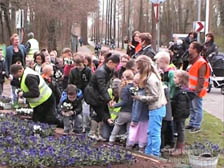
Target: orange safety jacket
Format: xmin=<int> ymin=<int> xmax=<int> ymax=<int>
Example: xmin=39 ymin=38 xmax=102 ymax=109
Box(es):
xmin=188 ymin=56 xmax=210 ymax=98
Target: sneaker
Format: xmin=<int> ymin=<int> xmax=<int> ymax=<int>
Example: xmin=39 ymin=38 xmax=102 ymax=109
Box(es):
xmin=88 ymin=133 xmax=99 ymax=140
xmin=189 ymin=128 xmax=200 ymax=134
xmin=173 ymin=133 xmax=178 ymax=137
xmin=98 ymin=135 xmax=107 ymax=142
xmin=185 ymin=125 xmax=193 ymax=129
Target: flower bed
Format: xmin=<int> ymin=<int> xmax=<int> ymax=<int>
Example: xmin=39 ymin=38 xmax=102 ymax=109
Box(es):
xmin=0 ymin=114 xmax=135 ymax=168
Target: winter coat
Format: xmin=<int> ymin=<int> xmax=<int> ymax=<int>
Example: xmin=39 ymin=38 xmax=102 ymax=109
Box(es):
xmin=68 ymin=66 xmax=92 ymax=93
xmin=171 ymin=87 xmax=196 ymax=119
xmin=5 ymin=45 xmax=27 ymax=76
xmin=84 ymin=64 xmax=113 ymax=106
xmin=134 ymin=45 xmax=155 ymax=60
xmin=113 ymin=83 xmax=134 ymax=113
xmin=202 ymin=41 xmax=218 ymax=58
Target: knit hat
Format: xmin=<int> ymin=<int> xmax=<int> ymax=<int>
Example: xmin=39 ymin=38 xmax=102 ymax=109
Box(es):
xmin=111 ymin=78 xmax=121 ymax=89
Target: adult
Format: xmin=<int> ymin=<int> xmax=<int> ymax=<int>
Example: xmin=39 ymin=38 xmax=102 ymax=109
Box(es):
xmin=202 ymin=32 xmax=218 ymax=60
xmin=79 ymin=37 xmax=83 ymax=47
xmin=5 ymin=33 xmax=27 ymax=105
xmin=134 ymin=33 xmax=155 ymax=60
xmin=26 ymin=32 xmax=39 ymax=60
xmin=185 ymin=42 xmax=210 ymax=133
xmin=117 ymin=54 xmax=130 ymax=79
xmin=182 ymin=32 xmax=197 ymax=70
xmin=10 ymin=64 xmax=59 ymax=125
xmin=127 ymin=31 xmax=141 ymax=57
xmin=84 ymin=52 xmax=120 ymax=140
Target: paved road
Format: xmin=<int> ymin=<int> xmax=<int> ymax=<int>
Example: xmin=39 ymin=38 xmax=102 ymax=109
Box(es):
xmin=203 ymin=88 xmax=224 ymax=122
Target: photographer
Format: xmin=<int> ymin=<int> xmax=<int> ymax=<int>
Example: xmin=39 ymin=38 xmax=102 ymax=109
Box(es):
xmin=62 ymin=48 xmax=75 ymax=90
xmin=169 ymin=38 xmax=184 ymax=69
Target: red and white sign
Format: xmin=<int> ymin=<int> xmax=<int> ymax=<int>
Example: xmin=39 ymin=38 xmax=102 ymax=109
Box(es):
xmin=153 ymin=3 xmax=159 ymax=23
xmin=193 ymin=21 xmax=205 ymax=32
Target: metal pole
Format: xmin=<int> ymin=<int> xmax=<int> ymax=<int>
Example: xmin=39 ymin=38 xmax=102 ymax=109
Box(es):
xmin=205 ymin=0 xmax=210 ymax=39
xmin=197 ymin=0 xmax=201 ymax=42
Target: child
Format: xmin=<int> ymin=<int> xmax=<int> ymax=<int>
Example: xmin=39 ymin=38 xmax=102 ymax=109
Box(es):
xmin=0 ymin=49 xmax=6 ymax=96
xmin=42 ymin=65 xmax=61 ymax=105
xmin=68 ymin=54 xmax=92 ymax=93
xmin=68 ymin=54 xmax=92 ymax=133
xmin=33 ymin=51 xmax=45 ymax=74
xmin=109 ymin=70 xmax=134 ymax=143
xmin=59 ymin=84 xmax=82 ymax=134
xmin=156 ymin=51 xmax=175 ymax=151
xmin=126 ymin=73 xmax=149 ymax=152
xmin=171 ymin=70 xmax=195 ymax=155
xmin=62 ymin=48 xmax=75 ymax=89
xmin=133 ymin=55 xmax=167 ymax=157
xmin=101 ymin=78 xmax=121 ymax=141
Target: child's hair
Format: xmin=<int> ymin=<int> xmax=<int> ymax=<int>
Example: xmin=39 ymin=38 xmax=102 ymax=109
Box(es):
xmin=104 ymin=52 xmax=120 ymax=64
xmin=62 ymin=48 xmax=72 ymax=54
xmin=126 ymin=59 xmax=136 ymax=71
xmin=74 ymin=54 xmax=85 ymax=66
xmin=66 ymin=84 xmax=77 ymax=95
xmin=34 ymin=51 xmax=45 ymax=63
xmin=175 ymin=70 xmax=189 ymax=88
xmin=136 ymin=55 xmax=160 ymax=88
xmin=120 ymin=69 xmax=134 ymax=93
xmin=155 ymin=51 xmax=170 ymax=64
xmin=42 ymin=64 xmax=53 ymax=74
xmin=84 ymin=54 xmax=93 ymax=67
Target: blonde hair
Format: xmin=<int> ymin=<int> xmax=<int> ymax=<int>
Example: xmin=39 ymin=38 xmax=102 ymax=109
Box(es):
xmin=136 ymin=55 xmax=161 ymax=88
xmin=42 ymin=64 xmax=53 ymax=74
xmin=175 ymin=70 xmax=189 ymax=87
xmin=155 ymin=51 xmax=170 ymax=64
xmin=120 ymin=70 xmax=134 ymax=94
xmin=10 ymin=33 xmax=19 ymax=44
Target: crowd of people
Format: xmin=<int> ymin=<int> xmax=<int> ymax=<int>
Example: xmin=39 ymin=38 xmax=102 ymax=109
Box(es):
xmin=0 ymin=30 xmax=214 ymax=157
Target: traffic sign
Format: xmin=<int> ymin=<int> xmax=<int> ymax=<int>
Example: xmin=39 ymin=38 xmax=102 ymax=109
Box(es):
xmin=193 ymin=21 xmax=205 ymax=32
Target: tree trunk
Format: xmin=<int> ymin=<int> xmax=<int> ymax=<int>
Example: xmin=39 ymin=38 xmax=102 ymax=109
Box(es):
xmin=81 ymin=13 xmax=88 ymax=45
xmin=2 ymin=0 xmax=12 ymax=39
xmin=113 ymin=0 xmax=116 ymax=42
xmin=121 ymin=0 xmax=126 ymax=49
xmin=109 ymin=0 xmax=113 ymax=40
xmin=127 ymin=0 xmax=131 ymax=41
xmin=47 ymin=19 xmax=57 ymax=50
xmin=0 ymin=5 xmax=4 ymax=43
xmin=139 ymin=0 xmax=143 ymax=32
xmin=151 ymin=3 xmax=156 ymax=51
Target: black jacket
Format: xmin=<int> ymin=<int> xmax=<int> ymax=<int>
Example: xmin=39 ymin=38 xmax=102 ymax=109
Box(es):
xmin=44 ymin=78 xmax=61 ymax=105
xmin=134 ymin=45 xmax=155 ymax=60
xmin=171 ymin=87 xmax=195 ymax=119
xmin=0 ymin=60 xmax=6 ymax=83
xmin=68 ymin=67 xmax=92 ymax=93
xmin=84 ymin=64 xmax=113 ymax=106
xmin=59 ymin=97 xmax=82 ymax=116
xmin=202 ymin=41 xmax=218 ymax=58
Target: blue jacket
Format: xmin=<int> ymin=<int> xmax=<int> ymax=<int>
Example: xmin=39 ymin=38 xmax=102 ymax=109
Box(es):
xmin=114 ymin=83 xmax=134 ymax=113
xmin=131 ymin=89 xmax=149 ymax=122
xmin=5 ymin=45 xmax=27 ymax=76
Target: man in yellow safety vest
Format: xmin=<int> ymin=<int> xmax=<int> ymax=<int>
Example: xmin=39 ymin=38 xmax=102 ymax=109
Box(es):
xmin=26 ymin=32 xmax=39 ymax=60
xmin=10 ymin=64 xmax=59 ymax=125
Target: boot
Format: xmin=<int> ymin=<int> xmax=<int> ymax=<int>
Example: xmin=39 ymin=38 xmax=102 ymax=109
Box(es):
xmin=88 ymin=120 xmax=98 ymax=140
xmin=171 ymin=142 xmax=185 ymax=156
xmin=97 ymin=122 xmax=107 ymax=141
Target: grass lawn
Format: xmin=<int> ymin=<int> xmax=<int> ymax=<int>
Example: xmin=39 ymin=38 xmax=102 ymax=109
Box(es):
xmin=163 ymin=111 xmax=224 ymax=168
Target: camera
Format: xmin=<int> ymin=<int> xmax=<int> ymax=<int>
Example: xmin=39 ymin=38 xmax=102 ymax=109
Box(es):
xmin=129 ymin=87 xmax=139 ymax=96
xmin=64 ymin=58 xmax=74 ymax=65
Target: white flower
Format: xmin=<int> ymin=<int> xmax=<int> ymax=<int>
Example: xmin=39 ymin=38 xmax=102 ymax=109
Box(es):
xmin=33 ymin=125 xmax=42 ymax=131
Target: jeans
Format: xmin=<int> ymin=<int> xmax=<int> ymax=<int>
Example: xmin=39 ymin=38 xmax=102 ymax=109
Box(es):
xmin=174 ymin=119 xmax=185 ymax=143
xmin=11 ymin=85 xmax=18 ymax=104
xmin=109 ymin=112 xmax=131 ymax=142
xmin=145 ymin=106 xmax=166 ymax=157
xmin=82 ymin=101 xmax=90 ymax=130
xmin=189 ymin=96 xmax=203 ymax=128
